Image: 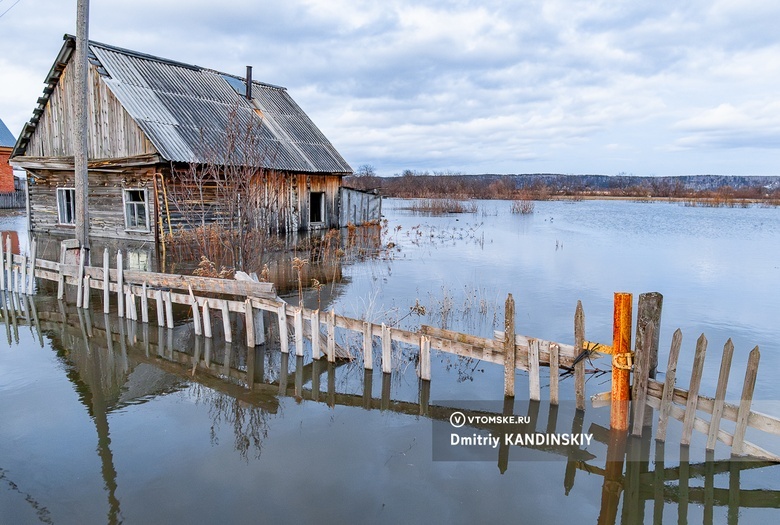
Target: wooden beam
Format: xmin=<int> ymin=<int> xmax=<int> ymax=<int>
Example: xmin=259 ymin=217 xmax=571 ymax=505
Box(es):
xmin=59 ymin=264 xmax=275 ymax=299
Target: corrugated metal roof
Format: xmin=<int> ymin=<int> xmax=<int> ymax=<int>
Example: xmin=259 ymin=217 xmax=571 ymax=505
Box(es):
xmin=0 ymin=118 xmax=15 ymax=148
xmin=87 ymin=39 xmax=351 ymax=173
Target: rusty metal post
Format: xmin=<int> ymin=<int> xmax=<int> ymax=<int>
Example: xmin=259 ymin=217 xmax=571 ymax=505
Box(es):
xmin=611 ymin=292 xmax=633 ymax=431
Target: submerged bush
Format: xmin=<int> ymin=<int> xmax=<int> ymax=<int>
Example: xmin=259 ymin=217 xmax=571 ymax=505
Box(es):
xmin=510 ymin=199 xmax=535 ymax=214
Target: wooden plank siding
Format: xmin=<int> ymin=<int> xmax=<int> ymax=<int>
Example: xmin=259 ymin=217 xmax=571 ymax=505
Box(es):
xmin=27 ymin=167 xmax=157 ymax=241
xmin=24 ymin=62 xmax=156 ymax=159
xmin=160 ymin=167 xmax=341 ymax=234
xmin=27 ymin=164 xmax=341 ymax=239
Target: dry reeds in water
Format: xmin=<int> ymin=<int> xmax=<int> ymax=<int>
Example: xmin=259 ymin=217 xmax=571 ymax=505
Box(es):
xmin=406 ymin=198 xmax=479 ymax=215
xmin=511 ymin=199 xmax=535 ymax=214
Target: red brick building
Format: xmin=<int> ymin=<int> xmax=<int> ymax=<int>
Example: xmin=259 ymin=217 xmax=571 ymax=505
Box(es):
xmin=0 ymin=118 xmax=16 ymax=194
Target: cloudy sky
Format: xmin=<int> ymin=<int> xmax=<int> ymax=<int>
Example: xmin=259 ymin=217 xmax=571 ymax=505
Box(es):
xmin=1 ymin=0 xmax=779 ymax=176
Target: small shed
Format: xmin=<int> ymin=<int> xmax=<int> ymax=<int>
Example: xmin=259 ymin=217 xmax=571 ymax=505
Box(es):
xmin=10 ymin=35 xmax=378 ymax=242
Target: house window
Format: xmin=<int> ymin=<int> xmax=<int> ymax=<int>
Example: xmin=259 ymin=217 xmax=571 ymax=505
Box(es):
xmin=310 ymin=192 xmax=324 ymax=223
xmin=57 ymin=187 xmax=76 ymax=225
xmin=124 ymin=189 xmax=150 ymax=231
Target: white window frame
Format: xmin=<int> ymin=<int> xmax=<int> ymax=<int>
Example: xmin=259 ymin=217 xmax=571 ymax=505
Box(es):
xmin=57 ymin=187 xmax=76 ymax=225
xmin=123 ymin=188 xmax=150 ymax=232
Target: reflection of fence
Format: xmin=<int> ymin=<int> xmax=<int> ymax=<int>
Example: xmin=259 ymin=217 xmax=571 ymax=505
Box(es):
xmin=4 ymin=292 xmax=780 ymax=525
xmin=577 ymin=426 xmax=780 ymax=525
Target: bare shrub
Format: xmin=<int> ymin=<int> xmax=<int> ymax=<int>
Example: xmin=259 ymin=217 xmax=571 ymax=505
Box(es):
xmin=406 ymin=198 xmax=478 ymax=215
xmin=164 ymin=103 xmax=289 ymax=274
xmin=510 ymin=199 xmax=535 ymax=214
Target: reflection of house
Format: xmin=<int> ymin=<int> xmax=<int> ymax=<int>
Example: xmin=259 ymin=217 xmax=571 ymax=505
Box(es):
xmin=0 ymin=118 xmax=16 ymax=194
xmin=11 ymin=35 xmax=379 ymax=243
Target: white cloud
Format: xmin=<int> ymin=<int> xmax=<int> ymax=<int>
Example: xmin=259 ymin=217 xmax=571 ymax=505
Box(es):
xmin=2 ymin=0 xmax=780 ymax=175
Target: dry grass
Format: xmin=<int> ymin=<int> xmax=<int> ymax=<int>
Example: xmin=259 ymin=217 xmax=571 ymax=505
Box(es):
xmin=510 ymin=199 xmax=535 ymax=214
xmin=406 ymin=198 xmax=479 ymax=215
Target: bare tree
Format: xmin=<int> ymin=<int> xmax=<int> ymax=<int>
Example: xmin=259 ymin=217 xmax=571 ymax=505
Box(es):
xmin=165 ymin=103 xmax=290 ymax=274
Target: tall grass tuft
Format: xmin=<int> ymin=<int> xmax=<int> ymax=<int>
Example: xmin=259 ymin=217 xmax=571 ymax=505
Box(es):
xmin=406 ymin=198 xmax=478 ymax=215
xmin=511 ymin=199 xmax=535 ymax=214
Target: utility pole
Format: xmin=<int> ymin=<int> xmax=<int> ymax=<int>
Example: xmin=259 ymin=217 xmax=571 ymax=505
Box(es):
xmin=74 ymin=0 xmax=90 ymax=251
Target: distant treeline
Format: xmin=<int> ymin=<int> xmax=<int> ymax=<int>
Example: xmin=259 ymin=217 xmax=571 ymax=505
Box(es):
xmin=344 ymin=169 xmax=780 ymax=202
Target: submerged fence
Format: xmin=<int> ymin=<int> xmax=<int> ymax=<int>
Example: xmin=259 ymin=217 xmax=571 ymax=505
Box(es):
xmin=3 ymin=234 xmax=780 ymax=463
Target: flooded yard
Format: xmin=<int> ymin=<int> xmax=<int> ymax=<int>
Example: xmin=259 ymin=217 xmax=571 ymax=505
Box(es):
xmin=1 ymin=199 xmax=780 ymax=524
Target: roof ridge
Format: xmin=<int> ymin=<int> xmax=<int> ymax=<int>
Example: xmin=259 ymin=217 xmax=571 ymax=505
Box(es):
xmin=213 ymin=70 xmax=286 ymax=91
xmin=65 ymin=33 xmax=202 ymax=72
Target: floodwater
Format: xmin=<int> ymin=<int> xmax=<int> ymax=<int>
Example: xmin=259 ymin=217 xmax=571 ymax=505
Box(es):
xmin=1 ymin=200 xmax=780 ymax=524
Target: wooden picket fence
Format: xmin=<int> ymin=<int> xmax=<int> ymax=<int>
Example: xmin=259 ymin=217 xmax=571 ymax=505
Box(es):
xmin=2 ymin=238 xmax=594 ymax=404
xmin=3 ymin=234 xmax=780 ymax=462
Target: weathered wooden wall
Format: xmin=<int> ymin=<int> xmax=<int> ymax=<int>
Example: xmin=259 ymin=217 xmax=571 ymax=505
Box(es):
xmin=28 ymin=167 xmax=157 ymax=241
xmin=161 ymin=167 xmax=341 ymax=234
xmin=24 ymin=62 xmax=156 ymax=159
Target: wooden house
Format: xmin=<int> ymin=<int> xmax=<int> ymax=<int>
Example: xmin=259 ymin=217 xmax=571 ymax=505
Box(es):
xmin=10 ymin=35 xmax=374 ymax=243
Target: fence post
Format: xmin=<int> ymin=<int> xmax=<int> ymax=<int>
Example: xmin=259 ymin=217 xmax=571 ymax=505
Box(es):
xmin=503 ymin=293 xmax=516 ymax=397
xmin=76 ymin=246 xmax=85 ymax=308
xmin=381 ymin=323 xmax=391 ymax=373
xmin=611 ymin=292 xmax=632 ymax=431
xmin=155 ymin=290 xmax=164 ymax=327
xmin=294 ymin=307 xmax=304 ymax=356
xmin=550 ymin=342 xmax=560 ymax=405
xmin=202 ymin=299 xmax=212 ymax=338
xmin=0 ymin=234 xmax=5 ymax=292
xmin=636 ymin=292 xmax=663 ymax=378
xmin=574 ymin=301 xmax=586 ymax=409
xmin=362 ymin=321 xmax=373 ymax=370
xmin=681 ymin=334 xmax=707 ymax=445
xmin=28 ymin=238 xmax=37 ymax=295
xmin=278 ymin=304 xmax=289 ymax=354
xmin=103 ymin=248 xmax=110 ymax=313
xmin=221 ymin=300 xmax=232 ymax=343
xmin=20 ymin=255 xmax=28 ymax=296
xmin=83 ymin=276 xmax=90 ymax=309
xmin=6 ymin=236 xmax=12 ymax=294
xmin=419 ymin=335 xmax=431 ymax=381
xmin=165 ymin=291 xmax=174 ymax=329
xmin=245 ymin=299 xmax=255 ymax=347
xmin=189 ymin=286 xmax=201 ymax=336
xmin=117 ymin=250 xmax=124 ymax=318
xmin=528 ymin=339 xmax=541 ymax=401
xmin=141 ymin=282 xmax=149 ymax=324
xmin=656 ymin=329 xmax=683 ymax=442
xmin=732 ymin=347 xmax=760 ymax=456
xmin=707 ymin=339 xmax=734 ymax=451
xmin=311 ymin=310 xmax=321 ymax=359
xmin=631 ymin=321 xmax=654 ymax=437
xmin=328 ymin=310 xmax=336 ymax=363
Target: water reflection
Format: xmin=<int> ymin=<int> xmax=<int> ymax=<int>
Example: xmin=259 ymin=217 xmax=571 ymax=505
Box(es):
xmin=4 ymin=292 xmax=779 ymax=524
